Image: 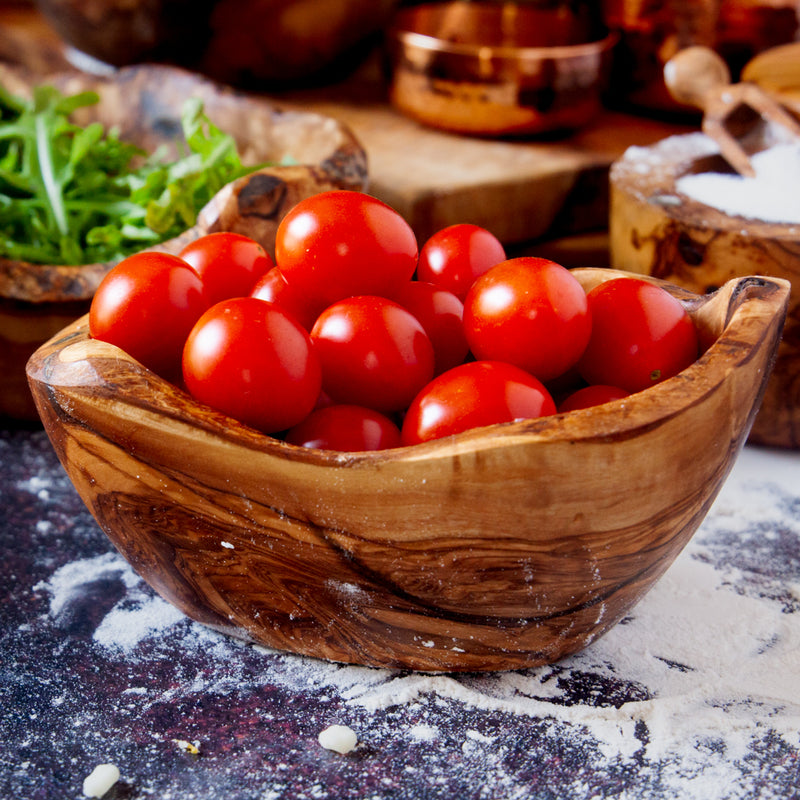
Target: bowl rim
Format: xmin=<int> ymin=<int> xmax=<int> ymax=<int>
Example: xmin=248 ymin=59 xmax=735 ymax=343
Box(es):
xmin=392 ymin=29 xmax=618 ymax=61
xmin=27 ymin=268 xmax=791 ymax=467
xmin=390 ymin=2 xmax=617 ymax=61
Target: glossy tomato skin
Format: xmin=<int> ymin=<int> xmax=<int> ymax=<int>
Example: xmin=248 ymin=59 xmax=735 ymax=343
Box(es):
xmin=417 ymin=223 xmax=506 ymax=300
xmin=310 ymin=295 xmax=435 ymax=413
xmin=392 ymin=280 xmax=469 ymax=375
xmin=179 ymin=232 xmax=273 ymax=305
xmin=250 ymin=266 xmax=321 ymax=331
xmin=285 ymin=404 xmax=402 ymax=451
xmin=463 ymin=257 xmax=591 ymax=383
xmin=577 ymin=278 xmax=699 ymax=393
xmin=275 ymin=190 xmax=418 ymax=309
xmin=182 ymin=297 xmax=321 ymax=434
xmin=558 ymin=384 xmax=630 ymax=413
xmin=89 ymin=250 xmax=207 ymax=379
xmin=401 ymin=360 xmax=556 ymax=445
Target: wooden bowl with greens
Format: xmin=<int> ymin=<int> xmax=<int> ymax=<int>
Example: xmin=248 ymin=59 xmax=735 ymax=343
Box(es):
xmin=0 ymin=63 xmax=367 ymax=420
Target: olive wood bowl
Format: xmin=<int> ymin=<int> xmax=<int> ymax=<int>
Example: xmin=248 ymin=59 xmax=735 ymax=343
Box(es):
xmin=0 ymin=62 xmax=367 ymax=420
xmin=27 ymin=270 xmax=789 ymax=672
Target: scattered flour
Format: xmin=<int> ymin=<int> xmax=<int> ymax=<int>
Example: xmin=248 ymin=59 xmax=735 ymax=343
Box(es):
xmin=408 ymin=723 xmax=439 ymax=743
xmin=35 ymin=553 xmax=139 ymax=619
xmin=30 ymin=447 xmax=800 ymax=796
xmin=34 ymin=552 xmax=185 ymax=650
xmin=94 ymin=595 xmax=186 ymax=652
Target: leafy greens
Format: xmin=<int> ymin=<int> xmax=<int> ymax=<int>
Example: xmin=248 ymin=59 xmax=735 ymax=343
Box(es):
xmin=0 ymin=82 xmax=259 ymax=265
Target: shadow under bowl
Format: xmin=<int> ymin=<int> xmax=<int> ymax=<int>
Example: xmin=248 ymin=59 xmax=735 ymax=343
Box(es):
xmin=26 ymin=269 xmax=789 ymax=671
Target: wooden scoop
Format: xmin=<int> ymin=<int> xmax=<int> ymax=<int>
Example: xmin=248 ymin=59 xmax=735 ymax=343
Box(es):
xmin=664 ymin=45 xmax=800 ymax=177
xmin=741 ymin=41 xmax=800 ymax=115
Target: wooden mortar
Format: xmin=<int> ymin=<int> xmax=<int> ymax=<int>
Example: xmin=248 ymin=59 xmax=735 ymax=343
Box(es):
xmin=610 ymin=132 xmax=800 ymax=448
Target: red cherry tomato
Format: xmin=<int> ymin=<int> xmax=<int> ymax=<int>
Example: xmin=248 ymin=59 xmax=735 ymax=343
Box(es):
xmin=182 ymin=297 xmax=321 ymax=434
xmin=577 ymin=278 xmax=699 ymax=393
xmin=250 ymin=266 xmax=321 ymax=330
xmin=310 ymin=295 xmax=435 ymax=413
xmin=417 ymin=223 xmax=506 ymax=301
xmin=392 ymin=280 xmax=469 ymax=375
xmin=179 ymin=232 xmax=273 ymax=305
xmin=89 ymin=251 xmax=207 ymax=379
xmin=463 ymin=257 xmax=591 ymax=383
xmin=401 ymin=360 xmax=556 ymax=445
xmin=285 ymin=404 xmax=402 ymax=451
xmin=275 ymin=190 xmax=418 ymax=309
xmin=558 ymin=384 xmax=630 ymax=413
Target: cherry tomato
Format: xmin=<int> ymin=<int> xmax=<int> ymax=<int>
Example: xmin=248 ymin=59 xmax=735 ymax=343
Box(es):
xmin=558 ymin=384 xmax=630 ymax=413
xmin=416 ymin=223 xmax=506 ymax=300
xmin=179 ymin=232 xmax=273 ymax=305
xmin=463 ymin=257 xmax=591 ymax=383
xmin=401 ymin=360 xmax=556 ymax=445
xmin=285 ymin=404 xmax=402 ymax=451
xmin=182 ymin=297 xmax=321 ymax=434
xmin=310 ymin=295 xmax=435 ymax=413
xmin=275 ymin=190 xmax=418 ymax=309
xmin=250 ymin=266 xmax=321 ymax=330
xmin=577 ymin=278 xmax=699 ymax=393
xmin=392 ymin=280 xmax=469 ymax=375
xmin=89 ymin=251 xmax=207 ymax=379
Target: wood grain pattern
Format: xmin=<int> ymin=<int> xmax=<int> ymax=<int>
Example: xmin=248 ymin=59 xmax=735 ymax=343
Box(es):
xmin=26 ymin=269 xmax=790 ymax=671
xmin=0 ymin=62 xmax=366 ymax=419
xmin=610 ymin=133 xmax=800 ymax=448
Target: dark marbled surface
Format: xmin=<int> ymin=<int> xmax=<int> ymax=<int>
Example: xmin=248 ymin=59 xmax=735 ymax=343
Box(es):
xmin=2 ymin=423 xmax=799 ymax=800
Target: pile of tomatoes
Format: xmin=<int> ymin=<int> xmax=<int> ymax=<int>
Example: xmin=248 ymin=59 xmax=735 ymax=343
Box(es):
xmin=89 ymin=190 xmax=700 ymax=451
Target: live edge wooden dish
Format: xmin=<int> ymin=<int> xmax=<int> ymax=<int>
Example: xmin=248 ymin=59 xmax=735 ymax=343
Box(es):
xmin=0 ymin=63 xmax=366 ymax=420
xmin=27 ymin=269 xmax=789 ymax=672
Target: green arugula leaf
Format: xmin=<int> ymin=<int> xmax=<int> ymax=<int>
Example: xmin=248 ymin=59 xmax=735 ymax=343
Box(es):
xmin=0 ymin=81 xmax=263 ymax=265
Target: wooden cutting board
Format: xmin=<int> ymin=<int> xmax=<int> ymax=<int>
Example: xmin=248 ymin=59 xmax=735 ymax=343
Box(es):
xmin=0 ymin=3 xmax=693 ymax=248
xmin=287 ymin=95 xmax=694 ymax=245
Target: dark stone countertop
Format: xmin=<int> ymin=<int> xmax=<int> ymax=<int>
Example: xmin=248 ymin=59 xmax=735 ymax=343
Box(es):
xmin=2 ymin=423 xmax=799 ymax=800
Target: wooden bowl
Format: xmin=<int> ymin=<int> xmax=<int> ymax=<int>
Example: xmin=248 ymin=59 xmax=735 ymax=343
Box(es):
xmin=387 ymin=1 xmax=616 ymax=137
xmin=26 ymin=269 xmax=789 ymax=672
xmin=0 ymin=63 xmax=367 ymax=420
xmin=609 ymin=133 xmax=800 ymax=449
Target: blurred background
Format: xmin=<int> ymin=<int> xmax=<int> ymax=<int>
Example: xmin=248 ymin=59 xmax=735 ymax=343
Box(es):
xmin=1 ymin=0 xmax=798 ymax=111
